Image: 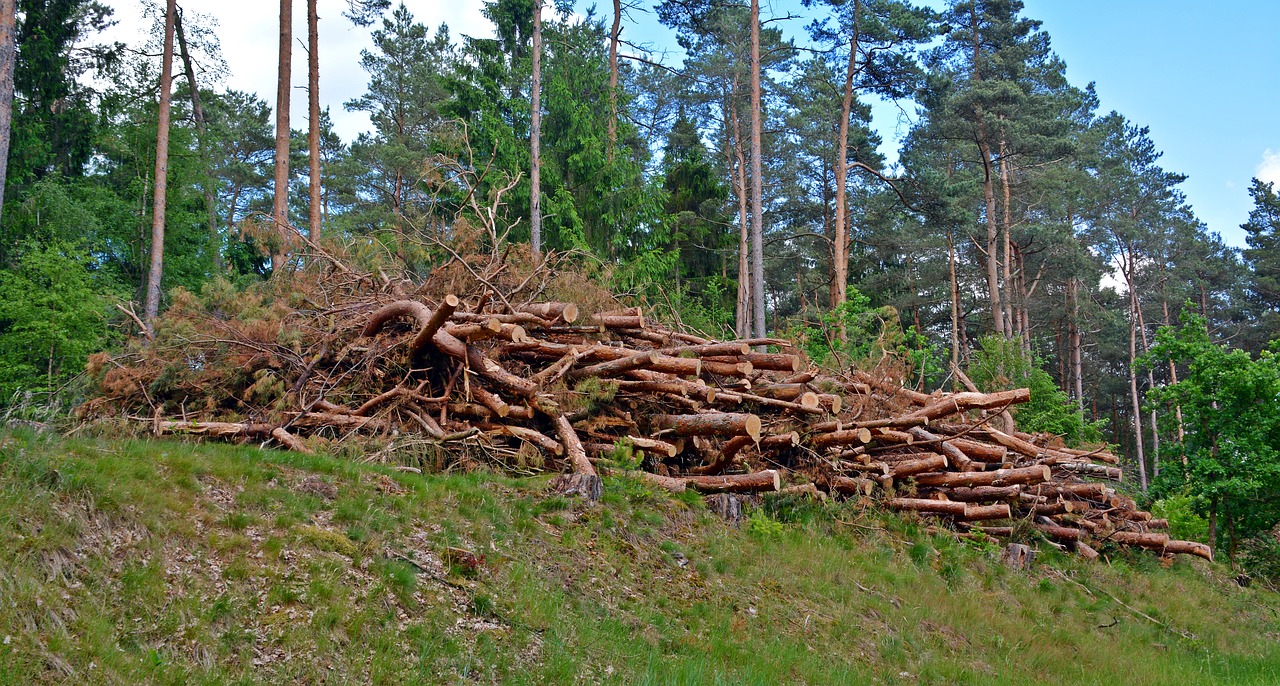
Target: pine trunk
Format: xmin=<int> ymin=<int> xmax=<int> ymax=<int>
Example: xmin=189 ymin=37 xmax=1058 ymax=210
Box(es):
xmin=748 ymin=0 xmax=766 ymax=339
xmin=174 ymin=9 xmax=220 ymax=271
xmin=832 ymin=0 xmax=859 ymax=310
xmin=0 ymin=0 xmax=18 ymax=223
xmin=1124 ymin=259 xmax=1148 ymax=491
xmin=607 ymin=0 xmax=620 ymax=157
xmin=272 ymin=0 xmax=292 ymax=271
xmin=530 ymin=0 xmax=543 ymax=263
xmin=144 ymin=0 xmax=177 ymax=327
xmin=307 ymin=0 xmax=321 ymax=239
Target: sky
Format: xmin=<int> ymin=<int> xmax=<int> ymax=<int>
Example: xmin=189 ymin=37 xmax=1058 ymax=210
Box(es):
xmin=101 ymin=0 xmax=1279 ymax=247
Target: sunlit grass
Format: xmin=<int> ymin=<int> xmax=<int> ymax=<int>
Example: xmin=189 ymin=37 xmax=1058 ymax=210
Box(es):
xmin=0 ymin=429 xmax=1277 ymax=684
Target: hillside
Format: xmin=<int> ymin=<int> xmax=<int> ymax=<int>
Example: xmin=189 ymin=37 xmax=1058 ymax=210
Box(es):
xmin=1 ymin=430 xmax=1277 ymax=685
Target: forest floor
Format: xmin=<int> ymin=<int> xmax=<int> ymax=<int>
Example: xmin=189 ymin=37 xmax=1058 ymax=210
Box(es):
xmin=1 ymin=430 xmax=1278 ymax=685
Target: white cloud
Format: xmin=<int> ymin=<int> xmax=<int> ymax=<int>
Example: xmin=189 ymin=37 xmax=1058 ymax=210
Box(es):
xmin=100 ymin=0 xmax=493 ymax=143
xmin=1258 ymin=148 xmax=1280 ymax=187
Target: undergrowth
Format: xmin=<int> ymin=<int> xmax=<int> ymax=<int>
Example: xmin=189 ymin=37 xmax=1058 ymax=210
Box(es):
xmin=0 ymin=430 xmax=1277 ymax=684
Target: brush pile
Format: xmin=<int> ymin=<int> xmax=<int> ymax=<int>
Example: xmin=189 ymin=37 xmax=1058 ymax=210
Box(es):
xmin=82 ymin=248 xmax=1210 ymax=563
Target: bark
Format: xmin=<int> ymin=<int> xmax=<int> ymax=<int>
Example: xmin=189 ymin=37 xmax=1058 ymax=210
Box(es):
xmin=748 ymin=0 xmax=765 ymax=339
xmin=998 ymin=136 xmax=1015 ymax=336
xmin=530 ymin=0 xmax=543 ymax=262
xmin=607 ymin=0 xmax=620 ymax=156
xmin=969 ymin=5 xmax=1003 ymax=335
xmin=144 ymin=0 xmax=177 ymax=327
xmin=681 ymin=470 xmax=780 ymax=494
xmin=0 ymin=0 xmax=14 ymax=222
xmin=1068 ymin=277 xmax=1085 ymax=413
xmin=307 ymin=0 xmax=321 ymax=239
xmin=732 ymin=91 xmax=751 ymax=338
xmin=832 ymin=0 xmax=860 ymax=309
xmin=652 ymin=413 xmax=761 ymax=440
xmin=948 ymin=230 xmax=961 ymax=375
xmin=272 ymin=0 xmax=292 ymax=271
xmin=913 ymin=465 xmax=1050 ymax=489
xmin=174 ymin=8 xmax=221 ymax=271
xmin=1124 ymin=259 xmax=1149 ymax=491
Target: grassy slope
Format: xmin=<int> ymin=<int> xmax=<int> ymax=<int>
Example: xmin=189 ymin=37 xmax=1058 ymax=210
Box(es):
xmin=0 ymin=431 xmax=1277 ymax=685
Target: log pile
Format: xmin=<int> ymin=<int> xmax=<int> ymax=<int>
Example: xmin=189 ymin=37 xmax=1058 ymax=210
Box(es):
xmin=83 ymin=263 xmax=1210 ymax=563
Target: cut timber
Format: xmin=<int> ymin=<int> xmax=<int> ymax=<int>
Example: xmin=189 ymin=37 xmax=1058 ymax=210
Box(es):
xmin=156 ymin=420 xmax=275 ymax=437
xmin=830 ymin=476 xmax=876 ymax=496
xmin=900 ymin=388 xmax=1031 ymax=423
xmin=661 ymin=342 xmax=750 ymax=357
xmin=817 ymin=394 xmax=842 ymax=414
xmin=780 ymin=483 xmax=827 ymax=500
xmin=889 ymin=498 xmax=967 ymax=516
xmin=445 ymin=317 xmax=503 ymax=341
xmin=470 ymin=383 xmax=511 ymax=418
xmin=625 ymin=435 xmax=680 ymax=458
xmin=914 ymin=465 xmax=1051 ymax=489
xmin=270 ymin=427 xmax=312 ymax=453
xmin=1075 ymin=541 xmax=1101 ymax=561
xmin=681 ymin=470 xmax=780 ymax=493
xmin=1051 ymin=463 xmax=1123 ymax=481
xmin=1027 ymin=482 xmax=1108 ymax=500
xmin=567 ymin=350 xmax=659 ymax=381
xmin=1164 ymin=539 xmax=1213 ymax=561
xmin=1108 ymin=531 xmax=1170 ymax=550
xmin=652 ymin=413 xmax=761 ymax=440
xmin=1002 ymin=543 xmax=1035 ymax=570
xmin=700 ymin=360 xmax=754 ymax=378
xmin=649 ymin=355 xmax=702 ymax=377
xmin=949 ymin=437 xmax=1007 ymax=463
xmin=550 ymin=473 xmax=603 ymax=501
xmin=887 ymin=453 xmax=948 ymax=478
xmin=493 ymin=425 xmax=563 ymax=456
xmin=636 ymin=471 xmax=686 ymax=493
xmin=1036 ymin=523 xmax=1084 ymax=541
xmin=961 ymin=503 xmax=1012 ymax=521
xmin=704 ymin=352 xmax=802 ymax=372
xmin=942 ymin=485 xmax=1022 ymax=502
xmin=362 ymin=297 xmax=458 ymax=357
xmin=908 ymin=426 xmax=978 ymax=471
xmin=517 ymin=301 xmax=579 ymax=323
xmin=812 ymin=427 xmax=873 ymax=449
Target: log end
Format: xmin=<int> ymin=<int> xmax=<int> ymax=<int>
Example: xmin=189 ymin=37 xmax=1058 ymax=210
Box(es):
xmin=561 ymin=303 xmax=580 ymax=323
xmin=745 ymin=414 xmax=762 ymax=441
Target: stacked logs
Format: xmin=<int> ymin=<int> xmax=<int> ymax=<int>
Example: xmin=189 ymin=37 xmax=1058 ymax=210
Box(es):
xmin=95 ymin=295 xmax=1210 ymax=563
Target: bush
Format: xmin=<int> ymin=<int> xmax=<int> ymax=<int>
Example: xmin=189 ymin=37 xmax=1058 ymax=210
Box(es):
xmin=790 ymin=288 xmax=941 ymax=386
xmin=967 ymin=335 xmax=1104 ymax=446
xmin=0 ymin=240 xmax=117 ymax=399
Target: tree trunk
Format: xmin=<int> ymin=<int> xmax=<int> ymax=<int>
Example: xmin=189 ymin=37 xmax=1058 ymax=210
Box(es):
xmin=998 ymin=136 xmax=1015 ymax=336
xmin=948 ymin=230 xmax=960 ymax=380
xmin=1124 ymin=259 xmax=1149 ymax=491
xmin=1135 ymin=287 xmax=1159 ymax=477
xmin=969 ymin=5 xmax=1003 ymax=336
xmin=272 ymin=0 xmax=292 ymax=271
xmin=607 ymin=0 xmax=620 ymax=157
xmin=144 ymin=0 xmax=177 ymax=327
xmin=173 ymin=7 xmax=221 ymax=271
xmin=729 ymin=82 xmax=750 ymax=338
xmin=748 ymin=0 xmax=765 ymax=339
xmin=1068 ymin=277 xmax=1085 ymax=414
xmin=0 ymin=0 xmax=18 ymax=223
xmin=832 ymin=0 xmax=859 ymax=310
xmin=307 ymin=0 xmax=321 ymax=240
xmin=530 ymin=0 xmax=543 ymax=263
xmin=1162 ymin=298 xmax=1185 ymax=443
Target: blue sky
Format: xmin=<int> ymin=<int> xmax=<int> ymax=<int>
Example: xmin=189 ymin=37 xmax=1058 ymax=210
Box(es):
xmin=107 ymin=0 xmax=1278 ymax=245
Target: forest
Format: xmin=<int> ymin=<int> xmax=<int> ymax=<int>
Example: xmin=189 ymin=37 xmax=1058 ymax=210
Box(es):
xmin=0 ymin=0 xmax=1278 ymax=571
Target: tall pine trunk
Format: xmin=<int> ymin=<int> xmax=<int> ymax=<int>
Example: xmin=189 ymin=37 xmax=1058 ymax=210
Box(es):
xmin=1068 ymin=277 xmax=1085 ymax=414
xmin=1123 ymin=254 xmax=1149 ymax=491
xmin=144 ymin=0 xmax=177 ymax=327
xmin=832 ymin=0 xmax=859 ymax=311
xmin=969 ymin=4 xmax=1003 ymax=336
xmin=174 ymin=8 xmax=220 ymax=271
xmin=0 ymin=0 xmax=16 ymax=223
xmin=530 ymin=0 xmax=543 ymax=263
xmin=748 ymin=0 xmax=765 ymax=339
xmin=607 ymin=0 xmax=620 ymax=158
xmin=729 ymin=88 xmax=750 ymax=338
xmin=307 ymin=0 xmax=321 ymax=239
xmin=998 ymin=136 xmax=1015 ymax=337
xmin=272 ymin=0 xmax=292 ymax=271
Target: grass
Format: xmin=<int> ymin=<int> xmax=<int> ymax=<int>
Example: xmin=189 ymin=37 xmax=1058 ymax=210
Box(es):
xmin=0 ymin=429 xmax=1278 ymax=684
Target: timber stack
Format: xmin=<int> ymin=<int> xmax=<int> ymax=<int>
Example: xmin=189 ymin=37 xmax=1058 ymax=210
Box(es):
xmin=83 ymin=267 xmax=1210 ymax=563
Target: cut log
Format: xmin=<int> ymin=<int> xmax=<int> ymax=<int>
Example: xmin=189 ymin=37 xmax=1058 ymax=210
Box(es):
xmin=812 ymin=428 xmax=873 ymax=449
xmin=1050 ymin=463 xmax=1123 ymax=481
xmin=887 ymin=453 xmax=948 ymax=478
xmin=1002 ymin=543 xmax=1035 ymax=570
xmin=567 ymin=350 xmax=659 ymax=381
xmin=889 ymin=498 xmax=967 ymax=516
xmin=1108 ymin=531 xmax=1170 ymax=550
xmin=492 ymin=425 xmax=563 ymax=456
xmin=652 ymin=413 xmax=761 ymax=440
xmin=942 ymin=485 xmax=1022 ymax=502
xmin=517 ymin=301 xmax=579 ymax=323
xmin=830 ymin=476 xmax=876 ymax=496
xmin=550 ymin=473 xmax=603 ymax=501
xmin=1074 ymin=541 xmax=1101 ymax=561
xmin=780 ymin=483 xmax=827 ymax=500
xmin=700 ymin=360 xmax=754 ymax=378
xmin=907 ymin=426 xmax=978 ymax=471
xmin=270 ymin=427 xmax=312 ymax=453
xmin=681 ymin=470 xmax=780 ymax=493
xmin=914 ymin=465 xmax=1051 ymax=489
xmin=1164 ymin=539 xmax=1212 ymax=561
xmin=661 ymin=342 xmax=750 ymax=357
xmin=704 ymin=352 xmax=801 ymax=372
xmin=962 ymin=503 xmax=1013 ymax=521
xmin=636 ymin=471 xmax=687 ymax=493
xmin=625 ymin=435 xmax=680 ymax=458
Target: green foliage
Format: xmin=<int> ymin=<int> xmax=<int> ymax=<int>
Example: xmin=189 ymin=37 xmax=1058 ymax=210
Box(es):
xmin=745 ymin=509 xmax=785 ymax=539
xmin=1151 ymin=494 xmax=1210 ymax=544
xmin=1141 ymin=311 xmax=1280 ymax=563
xmin=792 ymin=289 xmax=941 ymax=384
xmin=0 ymin=241 xmax=116 ymax=398
xmin=968 ymin=335 xmax=1104 ymax=446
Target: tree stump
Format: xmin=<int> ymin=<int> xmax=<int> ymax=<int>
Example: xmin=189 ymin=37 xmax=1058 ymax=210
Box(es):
xmin=550 ymin=473 xmax=602 ymax=502
xmin=705 ymin=493 xmax=744 ymax=525
xmin=1002 ymin=543 xmax=1035 ymax=570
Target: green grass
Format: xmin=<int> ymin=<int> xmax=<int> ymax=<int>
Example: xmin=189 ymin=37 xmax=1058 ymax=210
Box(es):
xmin=1 ymin=429 xmax=1278 ymax=684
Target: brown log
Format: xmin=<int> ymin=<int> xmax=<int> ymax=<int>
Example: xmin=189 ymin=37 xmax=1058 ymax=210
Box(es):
xmin=649 ymin=355 xmax=702 ymax=377
xmin=491 ymin=424 xmax=563 ymax=456
xmin=816 ymin=394 xmax=842 ymax=414
xmin=661 ymin=342 xmax=751 ymax=357
xmin=889 ymin=498 xmax=966 ymax=516
xmin=517 ymin=301 xmax=579 ymax=323
xmin=287 ymin=412 xmax=389 ymax=431
xmin=1164 ymin=539 xmax=1212 ymax=561
xmin=612 ymin=379 xmax=693 ymax=396
xmin=1146 ymin=518 xmax=1170 ymax=530
xmin=962 ymin=503 xmax=1012 ymax=521
xmin=1109 ymin=531 xmax=1170 ymax=550
xmin=812 ymin=427 xmax=872 ymax=449
xmin=780 ymin=483 xmax=827 ymax=500
xmin=900 ymin=388 xmax=1031 ymax=423
xmin=830 ymin=476 xmax=876 ymax=496
xmin=752 ymin=383 xmax=810 ymax=401
xmin=636 ymin=471 xmax=687 ymax=493
xmin=1050 ymin=463 xmax=1123 ymax=481
xmin=270 ymin=427 xmax=312 ymax=453
xmin=914 ymin=465 xmax=1051 ymax=489
xmin=984 ymin=427 xmax=1042 ymax=458
xmin=1054 ymin=445 xmax=1121 ymax=465
xmin=532 ymin=346 xmax=587 ymax=388
xmin=704 ymin=352 xmax=801 ymax=372
xmin=941 ymin=485 xmax=1022 ymax=502
xmin=1036 ymin=523 xmax=1083 ymax=541
xmin=553 ymin=415 xmax=596 ymax=476
xmin=625 ymin=435 xmax=680 ymax=458
xmin=870 ymin=428 xmax=914 ymax=444
xmin=445 ymin=317 xmax=503 ymax=341
xmin=700 ymin=360 xmax=754 ymax=378
xmin=949 ymin=437 xmax=1008 ymax=463
xmin=652 ymin=413 xmax=761 ymax=440
xmin=907 ymin=426 xmax=978 ymax=471
xmin=1075 ymin=541 xmax=1101 ymax=561
xmin=779 ymin=371 xmax=816 ymax=384
xmin=591 ymin=312 xmax=644 ymax=329
xmin=455 ymin=311 xmax=550 ymax=326
xmin=1029 ymin=501 xmax=1077 ymax=516
xmin=681 ymin=470 xmax=780 ymax=493
xmin=1027 ymin=482 xmax=1109 ymax=500
xmin=567 ymin=350 xmax=659 ymax=381
xmin=809 ymin=419 xmax=842 ymax=433
xmin=362 ymin=298 xmax=458 ymax=357
xmin=470 ymin=383 xmax=511 ymax=418
xmin=713 ymin=390 xmax=825 ymax=415
xmin=887 ymin=453 xmax=948 ymax=478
